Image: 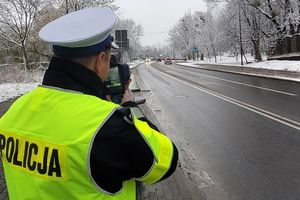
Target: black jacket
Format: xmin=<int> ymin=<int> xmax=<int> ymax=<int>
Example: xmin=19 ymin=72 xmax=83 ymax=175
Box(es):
xmin=42 ymin=57 xmax=178 ymax=194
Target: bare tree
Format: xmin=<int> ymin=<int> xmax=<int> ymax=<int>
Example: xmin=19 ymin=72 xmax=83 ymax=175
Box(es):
xmin=203 ymin=6 xmax=218 ymax=63
xmin=0 ymin=0 xmax=119 ymax=67
xmin=168 ymin=11 xmax=206 ymax=59
xmin=27 ymin=3 xmax=65 ymax=61
xmin=0 ymin=0 xmax=49 ymax=69
xmin=65 ymin=0 xmax=118 ymax=13
xmin=114 ymin=18 xmax=143 ymax=60
xmin=168 ymin=9 xmax=221 ymax=62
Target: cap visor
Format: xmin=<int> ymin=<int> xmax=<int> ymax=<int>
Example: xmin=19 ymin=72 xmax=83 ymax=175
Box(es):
xmin=111 ymin=42 xmax=119 ymax=49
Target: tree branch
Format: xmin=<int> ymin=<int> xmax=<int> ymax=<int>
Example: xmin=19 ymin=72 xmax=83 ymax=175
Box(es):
xmin=0 ymin=31 xmax=21 ymax=46
xmin=248 ymin=2 xmax=281 ymax=31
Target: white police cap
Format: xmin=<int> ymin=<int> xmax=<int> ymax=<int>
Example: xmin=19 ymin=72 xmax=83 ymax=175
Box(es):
xmin=39 ymin=7 xmax=118 ymax=57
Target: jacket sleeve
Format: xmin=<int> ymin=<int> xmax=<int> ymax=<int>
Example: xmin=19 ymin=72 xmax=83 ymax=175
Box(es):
xmin=121 ymin=102 xmax=179 ymax=184
xmin=132 ymin=114 xmax=178 ymax=184
xmin=90 ymin=105 xmax=178 ymax=194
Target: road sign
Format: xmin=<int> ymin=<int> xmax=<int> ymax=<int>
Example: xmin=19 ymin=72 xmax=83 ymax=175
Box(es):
xmin=115 ymin=30 xmax=129 ymax=51
xmin=192 ymin=48 xmax=199 ymax=53
xmin=115 ymin=30 xmax=127 ymax=41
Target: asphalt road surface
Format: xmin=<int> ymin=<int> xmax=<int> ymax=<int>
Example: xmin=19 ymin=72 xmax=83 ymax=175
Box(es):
xmin=134 ymin=61 xmax=300 ymax=200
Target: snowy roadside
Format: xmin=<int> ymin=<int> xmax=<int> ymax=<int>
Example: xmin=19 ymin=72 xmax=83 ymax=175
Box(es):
xmin=246 ymin=60 xmax=300 ymax=72
xmin=128 ymin=60 xmax=144 ymax=69
xmin=181 ymin=56 xmax=300 ymax=72
xmin=0 ymin=83 xmax=39 ymax=103
xmin=178 ymin=61 xmax=300 ymax=82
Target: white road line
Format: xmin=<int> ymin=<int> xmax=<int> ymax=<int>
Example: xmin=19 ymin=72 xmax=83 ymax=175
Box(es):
xmin=159 ymin=71 xmax=300 ymax=131
xmin=176 ymin=70 xmax=297 ymax=96
xmin=167 ymin=71 xmax=238 ymax=89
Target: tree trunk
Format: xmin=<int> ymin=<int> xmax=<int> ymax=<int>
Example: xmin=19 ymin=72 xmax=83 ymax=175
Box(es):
xmin=21 ymin=41 xmax=29 ymax=70
xmin=209 ymin=34 xmax=217 ymax=63
xmin=206 ymin=48 xmax=211 ymax=62
xmin=252 ymin=39 xmax=262 ymax=61
xmin=234 ymin=46 xmax=239 ymax=61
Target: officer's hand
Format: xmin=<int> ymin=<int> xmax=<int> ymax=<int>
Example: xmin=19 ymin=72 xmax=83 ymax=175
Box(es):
xmin=106 ymin=95 xmax=112 ymax=101
xmin=122 ymin=79 xmax=133 ymax=103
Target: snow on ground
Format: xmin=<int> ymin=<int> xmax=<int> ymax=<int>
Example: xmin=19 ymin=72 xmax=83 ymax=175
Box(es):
xmin=0 ymin=83 xmax=39 ymax=103
xmin=128 ymin=60 xmax=144 ymax=69
xmin=246 ymin=60 xmax=300 ymax=72
xmin=183 ymin=54 xmax=300 ymax=72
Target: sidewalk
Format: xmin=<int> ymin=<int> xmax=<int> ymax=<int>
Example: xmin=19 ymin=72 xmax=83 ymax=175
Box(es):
xmin=176 ymin=61 xmax=300 ymax=82
xmin=0 ymin=100 xmax=13 ymax=200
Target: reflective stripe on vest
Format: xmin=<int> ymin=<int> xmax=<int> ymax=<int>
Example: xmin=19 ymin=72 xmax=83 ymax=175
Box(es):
xmin=0 ymin=86 xmax=135 ymax=200
xmin=133 ymin=115 xmax=173 ymax=184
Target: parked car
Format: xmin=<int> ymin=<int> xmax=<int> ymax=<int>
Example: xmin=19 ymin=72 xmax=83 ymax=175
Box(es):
xmin=164 ymin=57 xmax=172 ymax=65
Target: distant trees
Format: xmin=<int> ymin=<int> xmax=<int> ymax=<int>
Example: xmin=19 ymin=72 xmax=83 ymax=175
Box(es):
xmin=169 ymin=0 xmax=300 ymax=62
xmin=168 ymin=11 xmax=207 ymax=59
xmin=210 ymin=0 xmax=299 ymax=58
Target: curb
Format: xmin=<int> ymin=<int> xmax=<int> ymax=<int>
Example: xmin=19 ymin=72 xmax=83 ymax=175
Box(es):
xmin=176 ymin=63 xmax=300 ymax=83
xmin=129 ymin=62 xmax=144 ymax=70
xmin=129 ymin=62 xmax=146 ymax=93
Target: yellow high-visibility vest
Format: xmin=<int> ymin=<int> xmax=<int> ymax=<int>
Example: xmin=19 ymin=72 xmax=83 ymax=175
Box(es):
xmin=0 ymin=86 xmax=173 ymax=200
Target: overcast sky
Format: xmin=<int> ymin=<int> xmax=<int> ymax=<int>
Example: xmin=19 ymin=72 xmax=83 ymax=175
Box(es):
xmin=115 ymin=0 xmax=207 ymax=47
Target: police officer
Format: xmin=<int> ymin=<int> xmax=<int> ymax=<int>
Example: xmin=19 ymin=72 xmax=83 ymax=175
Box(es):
xmin=0 ymin=7 xmax=178 ymax=200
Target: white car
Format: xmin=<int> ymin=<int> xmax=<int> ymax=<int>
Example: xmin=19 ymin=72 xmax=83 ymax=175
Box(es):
xmin=145 ymin=58 xmax=151 ymax=62
xmin=164 ymin=57 xmax=172 ymax=65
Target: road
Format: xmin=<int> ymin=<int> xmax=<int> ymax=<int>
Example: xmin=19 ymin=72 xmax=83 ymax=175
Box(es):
xmin=134 ymin=61 xmax=300 ymax=200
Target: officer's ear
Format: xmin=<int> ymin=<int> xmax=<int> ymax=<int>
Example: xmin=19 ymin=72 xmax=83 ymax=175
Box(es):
xmin=94 ymin=51 xmax=110 ymax=80
xmin=96 ymin=51 xmax=110 ymax=67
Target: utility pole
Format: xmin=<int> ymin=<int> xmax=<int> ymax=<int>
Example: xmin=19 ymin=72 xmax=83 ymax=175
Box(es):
xmin=238 ymin=4 xmax=244 ymax=65
xmin=65 ymin=0 xmax=69 ymax=14
xmin=182 ymin=19 xmax=189 ymax=59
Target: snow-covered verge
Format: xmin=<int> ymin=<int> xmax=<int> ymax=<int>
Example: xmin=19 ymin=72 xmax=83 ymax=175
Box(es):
xmin=246 ymin=60 xmax=300 ymax=72
xmin=0 ymin=64 xmax=45 ymax=103
xmin=0 ymin=83 xmax=39 ymax=103
xmin=128 ymin=60 xmax=144 ymax=69
xmin=0 ymin=64 xmax=45 ymax=84
xmin=184 ymin=54 xmax=300 ymax=72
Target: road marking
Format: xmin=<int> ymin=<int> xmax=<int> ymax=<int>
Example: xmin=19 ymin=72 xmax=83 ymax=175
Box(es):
xmin=167 ymin=71 xmax=238 ymax=89
xmin=173 ymin=70 xmax=297 ymax=96
xmin=159 ymin=71 xmax=300 ymax=131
